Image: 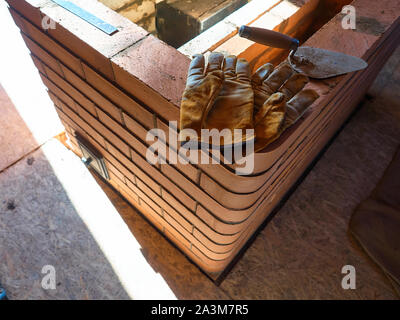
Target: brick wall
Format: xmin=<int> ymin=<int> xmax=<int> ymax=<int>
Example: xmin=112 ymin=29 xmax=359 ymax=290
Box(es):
xmin=6 ymin=0 xmax=265 ymax=275
xmin=6 ymin=0 xmax=397 ymax=276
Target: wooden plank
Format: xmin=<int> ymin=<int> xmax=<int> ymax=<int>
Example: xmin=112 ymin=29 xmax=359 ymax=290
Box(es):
xmin=178 ymin=0 xmax=281 ymax=57
xmin=212 ymin=0 xmax=321 ymax=71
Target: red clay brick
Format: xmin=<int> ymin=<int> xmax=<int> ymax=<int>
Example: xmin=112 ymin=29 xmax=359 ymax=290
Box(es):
xmin=106 ymin=161 xmax=126 ymax=183
xmin=105 ymin=141 xmax=160 ymax=195
xmin=39 ymin=0 xmax=148 ymax=80
xmin=44 ymin=65 xmax=97 ymax=117
xmin=160 ymin=187 xmax=194 ymax=216
xmin=139 ymin=199 xmax=165 ymax=233
xmin=96 ymin=108 xmax=149 ymax=156
xmin=18 ymin=13 xmax=85 ymax=78
xmin=163 ymin=207 xmax=193 ymax=235
xmin=82 ymin=64 xmax=154 ymax=129
xmin=156 ymin=117 xmax=174 ymax=144
xmin=108 ymin=178 xmax=120 ymax=193
xmin=51 ymin=69 xmax=244 ymax=230
xmin=122 ymin=112 xmax=150 ymax=143
xmin=163 ymin=211 xmax=192 ymax=241
xmin=8 ymin=6 xmax=30 ymax=35
xmin=118 ymin=185 xmax=140 ymax=205
xmin=46 ymin=90 xmax=59 ymax=106
xmin=192 ymin=228 xmax=237 ymax=254
xmin=103 ymin=150 xmax=137 ymax=186
xmin=154 ymin=118 xmax=199 ymax=182
xmin=193 ymin=225 xmax=240 ymax=246
xmin=108 ymin=169 xmax=124 ymax=186
xmin=160 ymin=189 xmax=241 ymax=247
xmin=111 ymin=63 xmax=181 ymax=123
xmin=50 ymin=23 xmax=114 ymax=80
xmin=46 ymin=75 xmax=246 ymax=242
xmin=136 ymin=178 xmax=162 ymax=202
xmin=60 ymin=64 xmax=122 ymax=123
xmin=163 ymin=212 xmax=232 ymax=261
xmin=51 ymin=92 xmax=106 ymax=148
xmin=164 ymin=228 xmax=191 ymax=250
xmin=40 ymin=74 xmax=77 ymax=112
xmin=22 ymin=33 xmax=63 ymax=77
xmin=130 ymin=147 xmax=197 ymax=211
xmin=160 ymin=164 xmax=204 ymax=205
xmin=57 ymin=98 xmax=130 ymax=157
xmin=77 ymin=106 xmax=130 ymax=158
xmin=6 ymin=0 xmax=43 ymax=28
xmin=104 ymin=141 xmax=138 ymax=181
xmin=196 ymin=205 xmax=247 ymax=235
xmin=30 ymin=54 xmax=46 ymax=75
xmin=111 ymin=35 xmax=188 ymax=108
xmin=126 ymin=179 xmax=162 ymax=216
xmin=136 ymin=181 xmax=197 ymax=243
xmin=57 ymin=98 xmax=243 ymax=249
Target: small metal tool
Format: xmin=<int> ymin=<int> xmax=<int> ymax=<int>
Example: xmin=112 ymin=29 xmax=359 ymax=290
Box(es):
xmin=239 ymin=26 xmax=368 ymax=79
xmin=51 ymin=0 xmax=118 ymax=35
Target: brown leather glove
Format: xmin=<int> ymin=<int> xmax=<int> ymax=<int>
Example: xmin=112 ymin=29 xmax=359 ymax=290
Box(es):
xmin=180 ymin=53 xmax=254 ymax=145
xmin=179 ymin=53 xmax=225 ymax=142
xmin=203 ymin=55 xmax=255 ymax=145
xmin=252 ymin=62 xmax=319 ymax=152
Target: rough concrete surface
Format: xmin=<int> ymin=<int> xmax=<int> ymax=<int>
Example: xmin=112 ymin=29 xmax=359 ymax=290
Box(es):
xmin=0 ymin=0 xmax=399 ymax=298
xmin=0 ymin=141 xmax=130 ymax=299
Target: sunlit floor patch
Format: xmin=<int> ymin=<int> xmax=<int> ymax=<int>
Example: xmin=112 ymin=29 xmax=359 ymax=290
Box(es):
xmin=41 ymin=139 xmax=177 ymax=299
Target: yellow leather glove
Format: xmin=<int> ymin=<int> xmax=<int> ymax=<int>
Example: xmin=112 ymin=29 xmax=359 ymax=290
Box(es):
xmin=252 ymin=62 xmax=319 ymax=152
xmin=203 ymin=55 xmax=255 ymax=145
xmin=179 ymin=53 xmax=225 ymax=141
xmin=180 ymin=53 xmax=254 ymax=145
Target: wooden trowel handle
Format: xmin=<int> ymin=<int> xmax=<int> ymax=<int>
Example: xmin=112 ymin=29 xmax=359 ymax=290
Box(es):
xmin=239 ymin=26 xmax=299 ymax=51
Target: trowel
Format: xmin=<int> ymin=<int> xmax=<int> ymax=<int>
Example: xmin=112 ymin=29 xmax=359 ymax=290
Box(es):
xmin=239 ymin=26 xmax=368 ymax=79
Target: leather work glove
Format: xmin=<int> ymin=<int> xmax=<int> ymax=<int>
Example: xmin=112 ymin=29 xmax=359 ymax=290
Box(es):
xmin=179 ymin=53 xmax=225 ymax=141
xmin=252 ymin=62 xmax=319 ymax=152
xmin=203 ymin=54 xmax=255 ymax=145
xmin=179 ymin=53 xmax=254 ymax=145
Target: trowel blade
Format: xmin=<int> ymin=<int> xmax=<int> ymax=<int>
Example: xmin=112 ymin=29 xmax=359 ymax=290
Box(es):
xmin=291 ymin=47 xmax=368 ymax=79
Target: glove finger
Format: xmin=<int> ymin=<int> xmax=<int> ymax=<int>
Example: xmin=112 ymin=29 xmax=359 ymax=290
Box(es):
xmin=263 ymin=62 xmax=293 ymax=92
xmin=254 ymin=93 xmax=285 ymax=126
xmin=206 ymin=52 xmax=224 ymax=74
xmin=254 ymin=93 xmax=286 ymax=152
xmin=180 ymin=73 xmax=224 ymax=137
xmin=252 ymin=63 xmax=274 ymax=85
xmin=285 ymin=89 xmax=320 ymax=127
xmin=279 ymin=73 xmax=309 ymax=100
xmin=236 ymin=58 xmax=251 ymax=81
xmin=223 ymin=55 xmax=237 ymax=78
xmin=186 ymin=54 xmax=205 ymax=86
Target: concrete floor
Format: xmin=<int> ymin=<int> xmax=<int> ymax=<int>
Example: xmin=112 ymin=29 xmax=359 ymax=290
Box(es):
xmin=0 ymin=2 xmax=399 ymax=300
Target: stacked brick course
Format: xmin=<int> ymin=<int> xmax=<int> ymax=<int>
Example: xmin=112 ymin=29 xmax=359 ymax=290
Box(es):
xmin=6 ymin=0 xmax=399 ymax=276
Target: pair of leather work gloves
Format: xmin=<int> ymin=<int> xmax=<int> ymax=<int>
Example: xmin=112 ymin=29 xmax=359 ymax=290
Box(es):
xmin=179 ymin=52 xmax=319 ymax=152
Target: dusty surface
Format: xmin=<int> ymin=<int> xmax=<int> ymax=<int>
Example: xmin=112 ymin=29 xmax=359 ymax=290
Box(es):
xmin=0 ymin=141 xmax=130 ymax=299
xmin=0 ymin=0 xmax=399 ymax=299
